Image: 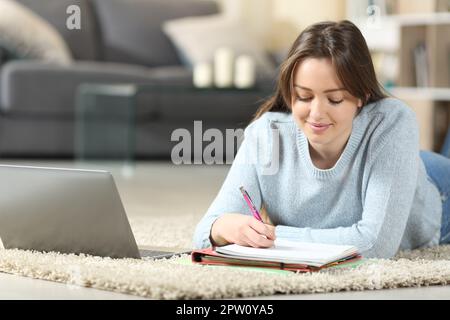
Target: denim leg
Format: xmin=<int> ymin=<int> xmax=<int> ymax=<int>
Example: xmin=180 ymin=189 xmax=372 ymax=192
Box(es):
xmin=419 ymin=151 xmax=450 ymax=244
xmin=441 ymin=127 xmax=450 ymax=158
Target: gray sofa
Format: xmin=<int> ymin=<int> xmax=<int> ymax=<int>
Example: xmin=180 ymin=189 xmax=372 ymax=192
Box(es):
xmin=0 ymin=0 xmax=276 ymax=158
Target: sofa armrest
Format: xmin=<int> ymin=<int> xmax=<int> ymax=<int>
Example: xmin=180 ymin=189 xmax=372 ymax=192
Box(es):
xmin=0 ymin=60 xmax=163 ymax=115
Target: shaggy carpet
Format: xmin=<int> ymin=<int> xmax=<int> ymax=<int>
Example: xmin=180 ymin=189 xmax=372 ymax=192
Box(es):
xmin=0 ymin=214 xmax=449 ymax=299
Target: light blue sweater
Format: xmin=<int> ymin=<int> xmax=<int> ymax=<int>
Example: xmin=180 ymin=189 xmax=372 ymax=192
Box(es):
xmin=193 ymin=98 xmax=442 ymax=258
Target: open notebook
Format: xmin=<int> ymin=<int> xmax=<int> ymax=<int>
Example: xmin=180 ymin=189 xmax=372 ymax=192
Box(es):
xmin=192 ymin=239 xmax=362 ymax=272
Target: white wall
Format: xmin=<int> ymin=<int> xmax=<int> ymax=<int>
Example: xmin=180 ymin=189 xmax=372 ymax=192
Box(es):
xmin=217 ymin=0 xmax=347 ymax=50
xmin=273 ymin=0 xmax=346 ymax=29
xmin=216 ymin=0 xmax=273 ymax=45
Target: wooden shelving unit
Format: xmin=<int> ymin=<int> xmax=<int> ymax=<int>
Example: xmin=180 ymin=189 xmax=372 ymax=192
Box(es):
xmin=352 ymin=0 xmax=450 ymax=152
xmin=396 ymin=9 xmax=450 ymax=152
xmin=388 ymin=88 xmax=450 ymax=151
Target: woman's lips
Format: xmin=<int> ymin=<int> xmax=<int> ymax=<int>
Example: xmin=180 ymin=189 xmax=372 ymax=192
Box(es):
xmin=308 ymin=122 xmax=332 ymax=133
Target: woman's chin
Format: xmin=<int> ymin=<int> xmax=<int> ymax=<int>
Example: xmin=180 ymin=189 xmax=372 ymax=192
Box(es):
xmin=306 ymin=136 xmax=328 ymax=146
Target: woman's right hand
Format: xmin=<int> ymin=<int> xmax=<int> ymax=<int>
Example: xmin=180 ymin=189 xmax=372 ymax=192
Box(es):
xmin=210 ymin=213 xmax=276 ymax=248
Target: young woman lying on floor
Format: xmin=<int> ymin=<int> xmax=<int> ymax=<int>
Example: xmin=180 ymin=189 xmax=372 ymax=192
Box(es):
xmin=193 ymin=20 xmax=450 ymax=259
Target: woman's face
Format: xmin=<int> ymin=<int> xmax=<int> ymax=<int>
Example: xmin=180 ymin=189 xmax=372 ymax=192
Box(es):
xmin=291 ymin=58 xmax=362 ymax=153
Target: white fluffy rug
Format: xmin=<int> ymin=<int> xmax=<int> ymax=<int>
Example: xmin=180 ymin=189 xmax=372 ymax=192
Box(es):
xmin=0 ymin=214 xmax=449 ymax=299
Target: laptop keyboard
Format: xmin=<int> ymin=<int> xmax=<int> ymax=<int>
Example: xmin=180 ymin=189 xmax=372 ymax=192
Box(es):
xmin=139 ymin=249 xmax=176 ymax=258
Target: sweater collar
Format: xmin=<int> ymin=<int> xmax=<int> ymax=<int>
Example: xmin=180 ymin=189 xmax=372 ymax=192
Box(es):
xmin=295 ymin=108 xmax=367 ymax=179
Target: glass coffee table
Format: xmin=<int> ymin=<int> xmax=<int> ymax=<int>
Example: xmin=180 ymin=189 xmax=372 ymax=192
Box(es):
xmin=75 ymin=84 xmax=138 ymax=176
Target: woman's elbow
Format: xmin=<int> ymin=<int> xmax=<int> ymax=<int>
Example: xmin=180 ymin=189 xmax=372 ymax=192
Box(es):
xmin=361 ymin=241 xmax=399 ymax=259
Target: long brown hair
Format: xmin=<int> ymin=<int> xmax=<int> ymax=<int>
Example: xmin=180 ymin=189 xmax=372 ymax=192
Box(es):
xmin=253 ymin=20 xmax=388 ymax=120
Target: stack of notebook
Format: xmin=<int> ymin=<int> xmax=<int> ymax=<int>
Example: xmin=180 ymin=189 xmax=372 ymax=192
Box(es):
xmin=192 ymin=239 xmax=362 ymax=272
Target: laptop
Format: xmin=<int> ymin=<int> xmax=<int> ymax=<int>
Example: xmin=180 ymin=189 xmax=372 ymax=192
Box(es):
xmin=0 ymin=164 xmax=191 ymax=259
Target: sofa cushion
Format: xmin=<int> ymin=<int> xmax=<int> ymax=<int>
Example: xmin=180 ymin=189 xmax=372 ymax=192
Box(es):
xmin=0 ymin=0 xmax=73 ymax=64
xmin=16 ymin=0 xmax=101 ymax=60
xmin=91 ymin=0 xmax=219 ymax=67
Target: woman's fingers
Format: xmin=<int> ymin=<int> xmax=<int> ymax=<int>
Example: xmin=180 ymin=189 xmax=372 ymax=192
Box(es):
xmin=211 ymin=213 xmax=276 ymax=248
xmin=249 ymin=218 xmax=276 ymax=240
xmin=242 ymin=225 xmax=274 ymax=248
xmin=265 ymin=225 xmax=277 ymax=240
xmin=235 ymin=234 xmax=260 ymax=248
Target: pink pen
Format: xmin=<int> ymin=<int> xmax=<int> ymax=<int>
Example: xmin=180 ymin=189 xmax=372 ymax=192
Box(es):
xmin=239 ymin=186 xmax=263 ymax=221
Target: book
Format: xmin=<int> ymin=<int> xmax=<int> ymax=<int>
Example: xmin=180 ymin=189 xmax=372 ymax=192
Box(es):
xmin=192 ymin=239 xmax=362 ymax=272
xmin=413 ymin=42 xmax=429 ymax=87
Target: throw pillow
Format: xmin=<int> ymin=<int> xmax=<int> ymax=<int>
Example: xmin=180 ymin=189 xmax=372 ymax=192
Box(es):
xmin=0 ymin=0 xmax=72 ymax=64
xmin=162 ymin=14 xmax=275 ymax=76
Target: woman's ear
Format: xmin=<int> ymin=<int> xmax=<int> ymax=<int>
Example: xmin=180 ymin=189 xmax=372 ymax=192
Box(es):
xmin=360 ymin=94 xmax=370 ymax=107
xmin=356 ymin=94 xmax=370 ymax=108
xmin=357 ymin=99 xmax=363 ymax=108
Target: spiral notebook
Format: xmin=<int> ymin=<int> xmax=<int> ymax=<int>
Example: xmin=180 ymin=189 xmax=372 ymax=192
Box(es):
xmin=192 ymin=239 xmax=362 ymax=272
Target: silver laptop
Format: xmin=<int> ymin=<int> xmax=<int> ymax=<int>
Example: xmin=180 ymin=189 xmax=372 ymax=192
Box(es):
xmin=0 ymin=164 xmax=191 ymax=259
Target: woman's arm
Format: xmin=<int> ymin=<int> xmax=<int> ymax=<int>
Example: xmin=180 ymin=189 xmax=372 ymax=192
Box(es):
xmin=275 ymin=110 xmax=420 ymax=259
xmin=193 ymin=117 xmax=274 ymax=248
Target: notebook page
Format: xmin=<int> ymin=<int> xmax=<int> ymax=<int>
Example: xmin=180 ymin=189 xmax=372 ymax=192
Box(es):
xmin=216 ymin=239 xmax=358 ymax=265
xmin=274 ymin=239 xmax=356 ymax=254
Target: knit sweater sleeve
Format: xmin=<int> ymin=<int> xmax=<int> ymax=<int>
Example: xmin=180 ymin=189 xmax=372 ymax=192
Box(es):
xmin=192 ymin=116 xmax=270 ymax=249
xmin=275 ymin=108 xmax=420 ymax=259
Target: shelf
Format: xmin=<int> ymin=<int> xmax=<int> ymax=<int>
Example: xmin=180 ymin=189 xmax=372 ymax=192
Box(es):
xmin=390 ymin=12 xmax=450 ymax=26
xmin=349 ymin=1 xmax=450 ymax=152
xmin=389 ymin=87 xmax=450 ymax=101
xmin=355 ymin=12 xmax=450 ymax=52
xmin=355 ymin=12 xmax=450 ymax=27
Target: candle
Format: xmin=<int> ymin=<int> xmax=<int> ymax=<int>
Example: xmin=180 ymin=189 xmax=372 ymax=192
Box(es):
xmin=193 ymin=62 xmax=213 ymax=88
xmin=234 ymin=55 xmax=255 ymax=89
xmin=214 ymin=47 xmax=234 ymax=88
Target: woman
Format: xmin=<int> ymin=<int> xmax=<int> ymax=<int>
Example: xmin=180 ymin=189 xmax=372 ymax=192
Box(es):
xmin=193 ymin=20 xmax=450 ymax=259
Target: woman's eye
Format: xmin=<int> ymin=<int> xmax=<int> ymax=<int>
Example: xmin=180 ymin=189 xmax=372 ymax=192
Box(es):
xmin=296 ymin=96 xmax=313 ymax=102
xmin=328 ymin=98 xmax=344 ymax=105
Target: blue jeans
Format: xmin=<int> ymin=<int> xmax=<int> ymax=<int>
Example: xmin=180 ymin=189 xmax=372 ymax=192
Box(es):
xmin=441 ymin=128 xmax=450 ymax=158
xmin=420 ymin=151 xmax=450 ymax=244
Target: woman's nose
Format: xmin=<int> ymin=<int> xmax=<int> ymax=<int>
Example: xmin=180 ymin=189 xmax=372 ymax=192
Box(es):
xmin=309 ymin=99 xmax=326 ymax=120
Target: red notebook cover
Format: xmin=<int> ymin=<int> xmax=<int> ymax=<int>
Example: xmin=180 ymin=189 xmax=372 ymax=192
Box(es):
xmin=191 ymin=247 xmax=362 ymax=273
